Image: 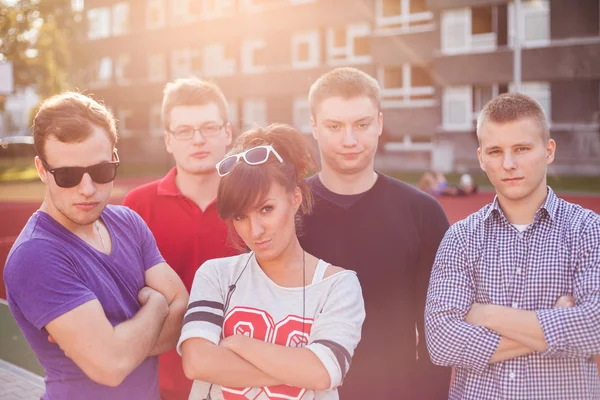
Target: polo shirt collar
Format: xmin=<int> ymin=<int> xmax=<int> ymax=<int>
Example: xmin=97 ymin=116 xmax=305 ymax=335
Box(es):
xmin=157 ymin=167 xmax=180 ymax=197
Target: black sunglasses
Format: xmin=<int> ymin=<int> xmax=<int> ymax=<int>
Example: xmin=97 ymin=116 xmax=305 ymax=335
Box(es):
xmin=40 ymin=151 xmax=120 ymax=188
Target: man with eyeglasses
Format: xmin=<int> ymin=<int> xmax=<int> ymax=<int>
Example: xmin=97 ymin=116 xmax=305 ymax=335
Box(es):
xmin=123 ymin=77 xmax=239 ymax=400
xmin=3 ymin=92 xmax=188 ymax=400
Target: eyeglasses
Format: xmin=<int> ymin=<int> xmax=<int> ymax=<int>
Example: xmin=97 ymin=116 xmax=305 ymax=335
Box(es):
xmin=168 ymin=123 xmax=226 ymax=140
xmin=40 ymin=151 xmax=120 ymax=188
xmin=215 ymin=145 xmax=283 ymax=177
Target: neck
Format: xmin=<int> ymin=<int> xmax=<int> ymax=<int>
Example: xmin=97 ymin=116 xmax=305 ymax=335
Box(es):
xmin=40 ymin=199 xmax=96 ymax=237
xmin=175 ymin=166 xmax=221 ymax=211
xmin=497 ymin=181 xmax=548 ymax=225
xmin=319 ymin=163 xmax=378 ymax=195
xmin=256 ymin=237 xmax=305 ymax=276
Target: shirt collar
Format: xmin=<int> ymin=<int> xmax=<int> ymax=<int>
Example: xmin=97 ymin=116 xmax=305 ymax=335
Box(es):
xmin=483 ymin=186 xmax=558 ymax=223
xmin=157 ymin=167 xmax=180 ymax=197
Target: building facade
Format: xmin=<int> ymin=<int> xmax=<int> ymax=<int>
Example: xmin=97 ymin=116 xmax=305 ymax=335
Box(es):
xmin=76 ymin=0 xmax=600 ymax=174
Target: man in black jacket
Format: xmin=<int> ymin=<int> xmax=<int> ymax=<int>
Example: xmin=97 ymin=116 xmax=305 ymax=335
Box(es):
xmin=299 ymin=67 xmax=452 ymax=399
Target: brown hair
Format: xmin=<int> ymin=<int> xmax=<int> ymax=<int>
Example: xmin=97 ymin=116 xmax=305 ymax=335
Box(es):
xmin=308 ymin=67 xmax=381 ymax=118
xmin=477 ymin=92 xmax=550 ymax=142
xmin=33 ymin=92 xmax=117 ymax=160
xmin=217 ymin=123 xmax=315 ymax=230
xmin=161 ymin=77 xmax=229 ymax=130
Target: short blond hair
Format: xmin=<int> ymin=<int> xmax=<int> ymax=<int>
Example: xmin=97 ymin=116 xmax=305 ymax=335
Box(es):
xmin=477 ymin=92 xmax=550 ymax=142
xmin=161 ymin=77 xmax=228 ymax=130
xmin=308 ymin=67 xmax=381 ymax=118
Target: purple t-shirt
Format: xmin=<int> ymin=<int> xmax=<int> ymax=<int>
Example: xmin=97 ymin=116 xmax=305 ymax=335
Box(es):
xmin=4 ymin=205 xmax=165 ymax=400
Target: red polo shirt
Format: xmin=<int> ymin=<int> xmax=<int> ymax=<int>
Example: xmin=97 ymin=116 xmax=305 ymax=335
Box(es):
xmin=123 ymin=167 xmax=239 ymax=400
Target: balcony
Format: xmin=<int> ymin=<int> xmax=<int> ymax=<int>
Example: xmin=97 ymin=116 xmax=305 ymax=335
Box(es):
xmin=371 ymin=29 xmax=438 ymax=65
xmin=425 ymin=0 xmax=506 ymax=11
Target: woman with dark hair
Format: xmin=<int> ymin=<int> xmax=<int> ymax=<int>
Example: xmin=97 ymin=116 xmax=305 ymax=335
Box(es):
xmin=178 ymin=123 xmax=365 ymax=400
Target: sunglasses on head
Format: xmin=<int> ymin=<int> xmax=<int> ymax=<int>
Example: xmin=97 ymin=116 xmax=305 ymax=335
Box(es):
xmin=40 ymin=151 xmax=120 ymax=188
xmin=215 ymin=145 xmax=283 ymax=177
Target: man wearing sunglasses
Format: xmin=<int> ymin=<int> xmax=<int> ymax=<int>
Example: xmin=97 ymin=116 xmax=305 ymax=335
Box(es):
xmin=123 ymin=77 xmax=239 ymax=400
xmin=298 ymin=67 xmax=452 ymax=399
xmin=4 ymin=92 xmax=188 ymax=400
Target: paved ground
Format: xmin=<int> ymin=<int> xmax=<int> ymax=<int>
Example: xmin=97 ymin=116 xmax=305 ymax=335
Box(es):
xmin=0 ymin=360 xmax=44 ymax=400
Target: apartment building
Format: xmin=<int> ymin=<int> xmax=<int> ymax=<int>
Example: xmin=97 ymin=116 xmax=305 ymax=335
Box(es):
xmin=76 ymin=0 xmax=600 ymax=174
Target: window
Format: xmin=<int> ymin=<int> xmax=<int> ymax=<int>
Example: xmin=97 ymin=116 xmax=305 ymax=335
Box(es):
xmin=201 ymin=0 xmax=235 ymax=19
xmin=71 ymin=0 xmax=84 ymax=13
xmin=472 ymin=84 xmax=499 ymax=120
xmin=149 ymin=105 xmax=163 ymax=137
xmin=169 ymin=47 xmax=201 ymax=80
xmin=293 ymin=98 xmax=312 ymax=134
xmin=291 ymin=30 xmax=320 ymax=69
xmin=508 ymin=0 xmax=550 ymax=48
xmin=170 ymin=0 xmax=201 ymax=23
xmin=443 ymin=86 xmax=473 ymax=130
xmin=441 ymin=7 xmax=497 ymax=54
xmin=326 ymin=23 xmax=371 ymax=65
xmin=118 ymin=109 xmax=134 ymax=137
xmin=147 ymin=0 xmax=166 ymax=30
xmin=112 ymin=2 xmax=130 ymax=36
xmin=375 ymin=0 xmax=433 ymax=33
xmin=242 ymin=99 xmax=267 ymax=131
xmin=204 ymin=43 xmax=236 ymax=77
xmin=378 ymin=65 xmax=435 ymax=108
xmin=512 ymin=82 xmax=551 ymax=121
xmin=148 ymin=53 xmax=167 ymax=82
xmin=241 ymin=39 xmax=267 ymax=74
xmin=241 ymin=0 xmax=315 ymax=12
xmin=115 ymin=54 xmax=131 ymax=85
xmin=171 ymin=49 xmax=192 ymax=79
xmin=92 ymin=57 xmax=112 ymax=87
xmin=87 ymin=8 xmax=111 ymax=39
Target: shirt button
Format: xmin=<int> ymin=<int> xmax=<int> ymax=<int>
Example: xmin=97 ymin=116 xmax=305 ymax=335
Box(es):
xmin=512 ymin=302 xmax=519 ymax=308
xmin=515 ymin=267 xmax=522 ymax=274
xmin=509 ymin=372 xmax=516 ymax=379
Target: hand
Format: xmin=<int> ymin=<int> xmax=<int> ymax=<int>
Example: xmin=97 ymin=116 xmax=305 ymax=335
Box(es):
xmin=465 ymin=303 xmax=491 ymax=326
xmin=47 ymin=335 xmax=73 ymax=359
xmin=138 ymin=286 xmax=163 ymax=306
xmin=554 ymin=295 xmax=575 ymax=308
xmin=219 ymin=335 xmax=243 ymax=351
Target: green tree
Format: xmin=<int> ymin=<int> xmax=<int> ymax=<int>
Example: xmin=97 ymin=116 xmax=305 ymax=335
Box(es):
xmin=0 ymin=0 xmax=83 ymax=102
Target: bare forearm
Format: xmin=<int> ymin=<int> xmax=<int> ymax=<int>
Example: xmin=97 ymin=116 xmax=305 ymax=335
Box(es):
xmin=182 ymin=341 xmax=281 ymax=387
xmin=489 ymin=337 xmax=535 ymax=364
xmin=483 ymin=306 xmax=547 ymax=352
xmin=148 ymin=294 xmax=187 ymax=356
xmin=225 ymin=336 xmax=330 ymax=391
xmin=113 ymin=297 xmax=168 ymax=373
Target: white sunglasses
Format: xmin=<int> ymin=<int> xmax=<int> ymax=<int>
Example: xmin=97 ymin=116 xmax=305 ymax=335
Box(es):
xmin=215 ymin=145 xmax=284 ymax=177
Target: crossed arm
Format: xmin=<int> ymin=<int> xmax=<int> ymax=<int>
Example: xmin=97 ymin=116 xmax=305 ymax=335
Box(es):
xmin=46 ymin=262 xmax=188 ymax=386
xmin=425 ymin=227 xmax=600 ymax=372
xmin=181 ymin=336 xmax=330 ymax=390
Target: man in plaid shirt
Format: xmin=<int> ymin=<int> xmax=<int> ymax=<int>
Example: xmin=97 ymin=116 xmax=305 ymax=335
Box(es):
xmin=425 ymin=93 xmax=600 ymax=400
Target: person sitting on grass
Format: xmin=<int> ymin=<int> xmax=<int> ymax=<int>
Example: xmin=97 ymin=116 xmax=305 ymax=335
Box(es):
xmin=419 ymin=172 xmax=478 ymax=197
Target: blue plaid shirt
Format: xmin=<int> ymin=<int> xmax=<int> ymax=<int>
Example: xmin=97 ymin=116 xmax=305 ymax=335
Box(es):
xmin=425 ymin=188 xmax=600 ymax=400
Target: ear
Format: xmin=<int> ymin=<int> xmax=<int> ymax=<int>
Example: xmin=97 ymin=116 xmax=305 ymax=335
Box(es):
xmin=164 ymin=130 xmax=173 ymax=154
xmin=225 ymin=122 xmax=233 ymax=146
xmin=292 ymin=186 xmax=302 ymax=213
xmin=377 ymin=111 xmax=383 ymax=137
xmin=34 ymin=156 xmax=46 ymax=183
xmin=477 ymin=147 xmax=486 ymax=172
xmin=311 ymin=116 xmax=318 ymax=141
xmin=546 ymin=139 xmax=556 ymax=165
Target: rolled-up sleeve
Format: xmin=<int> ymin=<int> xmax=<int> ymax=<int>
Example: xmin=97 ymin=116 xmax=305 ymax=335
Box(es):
xmin=537 ymin=221 xmax=600 ymax=359
xmin=425 ymin=226 xmax=501 ymax=374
